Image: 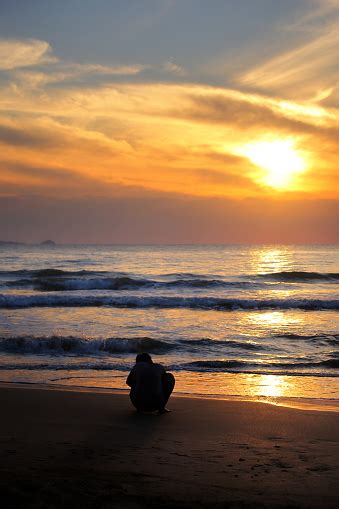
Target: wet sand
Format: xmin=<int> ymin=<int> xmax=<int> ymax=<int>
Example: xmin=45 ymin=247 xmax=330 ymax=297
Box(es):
xmin=0 ymin=384 xmax=338 ymax=508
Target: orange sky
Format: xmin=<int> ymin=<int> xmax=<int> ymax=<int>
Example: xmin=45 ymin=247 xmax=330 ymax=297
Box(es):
xmin=1 ymin=81 xmax=338 ymax=199
xmin=0 ymin=0 xmax=338 ymax=243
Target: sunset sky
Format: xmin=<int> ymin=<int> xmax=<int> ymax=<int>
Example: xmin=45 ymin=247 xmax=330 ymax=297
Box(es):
xmin=0 ymin=0 xmax=338 ymax=243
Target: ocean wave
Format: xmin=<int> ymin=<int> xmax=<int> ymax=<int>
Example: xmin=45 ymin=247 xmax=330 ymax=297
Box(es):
xmin=1 ymin=358 xmax=338 ymax=377
xmin=0 ymin=362 xmax=130 ymax=371
xmin=34 ymin=276 xmax=152 ymax=292
xmin=182 ymin=338 xmax=267 ymax=351
xmin=183 ymin=358 xmax=339 ymax=371
xmin=0 ymin=268 xmax=104 ymax=277
xmin=275 ymin=333 xmax=339 ymax=345
xmin=0 ymin=335 xmax=174 ymax=354
xmin=0 ymin=335 xmax=272 ymax=356
xmin=163 ymin=272 xmax=214 ymax=279
xmin=2 ymin=268 xmax=338 ymax=285
xmin=4 ymin=334 xmax=333 ymax=357
xmin=0 ymin=294 xmax=338 ymax=310
xmin=259 ymin=271 xmax=339 ymax=282
xmin=2 ymin=275 xmax=264 ymax=291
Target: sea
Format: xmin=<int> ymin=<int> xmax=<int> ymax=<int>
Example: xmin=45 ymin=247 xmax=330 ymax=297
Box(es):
xmin=0 ymin=244 xmax=338 ymax=410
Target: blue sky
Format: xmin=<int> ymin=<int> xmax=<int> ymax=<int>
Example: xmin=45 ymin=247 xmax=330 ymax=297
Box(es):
xmin=0 ymin=0 xmax=322 ymax=86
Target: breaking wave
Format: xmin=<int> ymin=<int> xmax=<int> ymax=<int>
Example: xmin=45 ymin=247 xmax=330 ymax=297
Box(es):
xmin=0 ymin=269 xmax=103 ymax=277
xmin=275 ymin=333 xmax=339 ymax=345
xmin=182 ymin=338 xmax=268 ymax=351
xmin=0 ymin=294 xmax=338 ymax=310
xmin=0 ymin=335 xmax=174 ymax=354
xmin=3 ymin=275 xmax=263 ymax=292
xmin=0 ymin=362 xmax=130 ymax=372
xmin=260 ymin=271 xmax=339 ymax=282
xmin=34 ymin=276 xmax=152 ymax=292
xmin=1 ymin=358 xmax=338 ymax=377
xmin=0 ymin=335 xmax=271 ymax=355
xmin=2 ymin=268 xmax=338 ymax=292
xmin=183 ymin=358 xmax=339 ymax=373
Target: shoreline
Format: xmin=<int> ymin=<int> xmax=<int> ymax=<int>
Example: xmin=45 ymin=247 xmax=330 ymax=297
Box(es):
xmin=1 ymin=384 xmax=338 ymax=508
xmin=1 ymin=380 xmax=339 ymax=413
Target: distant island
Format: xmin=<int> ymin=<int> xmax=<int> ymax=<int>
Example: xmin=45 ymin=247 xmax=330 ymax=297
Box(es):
xmin=40 ymin=240 xmax=56 ymax=246
xmin=0 ymin=240 xmax=25 ymax=246
xmin=0 ymin=240 xmax=57 ymax=246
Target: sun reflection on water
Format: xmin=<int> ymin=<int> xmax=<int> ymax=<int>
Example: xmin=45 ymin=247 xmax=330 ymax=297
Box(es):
xmin=248 ymin=311 xmax=301 ymax=328
xmin=251 ymin=246 xmax=293 ymax=275
xmin=241 ymin=311 xmax=302 ymax=339
xmin=252 ymin=374 xmax=290 ymax=398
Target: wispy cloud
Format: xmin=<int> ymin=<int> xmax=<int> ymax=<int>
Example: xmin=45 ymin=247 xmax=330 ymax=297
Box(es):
xmin=163 ymin=59 xmax=185 ymax=74
xmin=68 ymin=62 xmax=147 ymax=76
xmin=238 ymin=0 xmax=339 ymax=103
xmin=239 ymin=28 xmax=338 ymax=100
xmin=0 ymin=122 xmax=55 ymax=148
xmin=0 ymin=79 xmax=337 ymax=199
xmin=13 ymin=63 xmax=147 ymax=90
xmin=287 ymin=0 xmax=339 ymax=30
xmin=0 ymin=37 xmax=146 ymax=91
xmin=0 ymin=39 xmax=57 ymax=70
xmin=0 ymin=27 xmax=337 ymax=201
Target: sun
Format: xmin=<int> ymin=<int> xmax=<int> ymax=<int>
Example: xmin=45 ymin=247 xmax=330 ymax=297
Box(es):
xmin=240 ymin=139 xmax=306 ymax=189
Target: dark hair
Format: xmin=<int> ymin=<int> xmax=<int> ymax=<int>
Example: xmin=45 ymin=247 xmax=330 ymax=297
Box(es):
xmin=136 ymin=353 xmax=153 ymax=364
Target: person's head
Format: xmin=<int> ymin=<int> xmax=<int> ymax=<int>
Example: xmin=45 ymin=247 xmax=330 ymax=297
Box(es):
xmin=136 ymin=352 xmax=153 ymax=364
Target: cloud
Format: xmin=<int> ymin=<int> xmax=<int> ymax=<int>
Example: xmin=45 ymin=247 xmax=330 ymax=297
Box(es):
xmin=0 ymin=117 xmax=132 ymax=153
xmin=70 ymin=63 xmax=146 ymax=76
xmin=0 ymin=122 xmax=55 ymax=148
xmin=287 ymin=0 xmax=339 ymax=29
xmin=238 ymin=3 xmax=339 ymax=103
xmin=0 ymin=117 xmax=140 ymax=198
xmin=2 ymin=161 xmax=94 ymax=181
xmin=0 ymin=74 xmax=337 ymax=200
xmin=180 ymin=167 xmax=264 ymax=196
xmin=163 ymin=60 xmax=185 ymax=74
xmin=12 ymin=63 xmax=147 ymax=90
xmin=240 ymin=29 xmax=338 ymax=94
xmin=191 ymin=168 xmax=258 ymax=187
xmin=0 ymin=161 xmax=129 ymax=197
xmin=0 ymin=37 xmax=146 ymax=91
xmin=0 ymin=5 xmax=337 ymax=243
xmin=180 ymin=89 xmax=339 ymax=146
xmin=1 ymin=157 xmax=180 ymax=202
xmin=0 ymin=39 xmax=56 ymax=70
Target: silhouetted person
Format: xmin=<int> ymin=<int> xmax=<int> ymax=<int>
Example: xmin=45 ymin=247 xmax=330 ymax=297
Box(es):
xmin=126 ymin=353 xmax=175 ymax=414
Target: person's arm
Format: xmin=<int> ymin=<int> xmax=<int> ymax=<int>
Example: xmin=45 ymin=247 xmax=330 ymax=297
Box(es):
xmin=126 ymin=366 xmax=136 ymax=387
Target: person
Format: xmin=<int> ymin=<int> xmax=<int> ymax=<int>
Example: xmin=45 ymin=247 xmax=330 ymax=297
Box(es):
xmin=126 ymin=353 xmax=175 ymax=414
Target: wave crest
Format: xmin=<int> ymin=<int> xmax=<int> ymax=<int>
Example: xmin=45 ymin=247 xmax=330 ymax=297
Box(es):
xmin=260 ymin=271 xmax=339 ymax=282
xmin=183 ymin=358 xmax=339 ymax=372
xmin=0 ymin=335 xmax=174 ymax=354
xmin=0 ymin=294 xmax=337 ymax=310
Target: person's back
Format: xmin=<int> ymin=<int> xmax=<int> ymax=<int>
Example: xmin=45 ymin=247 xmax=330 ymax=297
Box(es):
xmin=126 ymin=353 xmax=175 ymax=413
xmin=128 ymin=361 xmax=165 ymax=411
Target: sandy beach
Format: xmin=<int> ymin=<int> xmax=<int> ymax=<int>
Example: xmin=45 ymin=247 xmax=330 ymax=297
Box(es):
xmin=0 ymin=384 xmax=338 ymax=508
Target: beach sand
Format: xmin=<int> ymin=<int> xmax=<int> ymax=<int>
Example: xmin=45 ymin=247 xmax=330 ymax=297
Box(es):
xmin=0 ymin=384 xmax=338 ymax=508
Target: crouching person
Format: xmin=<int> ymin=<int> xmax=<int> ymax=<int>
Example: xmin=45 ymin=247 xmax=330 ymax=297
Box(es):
xmin=126 ymin=353 xmax=175 ymax=414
